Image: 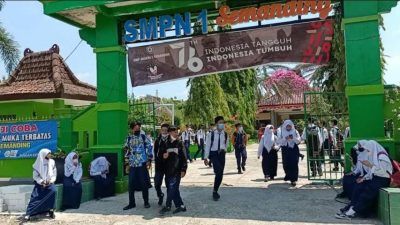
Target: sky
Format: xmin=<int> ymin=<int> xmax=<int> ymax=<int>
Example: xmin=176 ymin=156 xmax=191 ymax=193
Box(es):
xmin=0 ymin=1 xmax=399 ymax=100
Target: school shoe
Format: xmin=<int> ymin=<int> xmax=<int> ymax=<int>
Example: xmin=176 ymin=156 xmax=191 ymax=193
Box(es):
xmin=300 ymin=154 xmax=305 ymax=161
xmin=23 ymin=215 xmax=30 ymax=221
xmin=173 ymin=206 xmax=187 ymax=214
xmin=158 ymin=193 xmax=164 ymax=206
xmin=338 ymin=205 xmax=351 ymax=214
xmin=123 ymin=204 xmax=136 ymax=210
xmin=144 ymin=203 xmax=151 ymax=208
xmin=238 ymin=169 xmax=242 ymax=174
xmin=159 ymin=206 xmax=171 ymax=215
xmin=336 ymin=191 xmax=347 ymax=199
xmin=336 ymin=207 xmax=356 ymax=220
xmin=48 ymin=210 xmax=55 ymax=219
xmin=264 ymin=176 xmax=268 ymax=182
xmin=212 ymin=191 xmax=220 ymax=201
xmin=291 ymin=182 xmax=297 ymax=187
xmin=242 ymin=166 xmax=246 ymax=171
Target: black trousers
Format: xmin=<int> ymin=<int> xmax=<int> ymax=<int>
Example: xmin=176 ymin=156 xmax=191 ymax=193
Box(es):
xmin=209 ymin=151 xmax=226 ymax=192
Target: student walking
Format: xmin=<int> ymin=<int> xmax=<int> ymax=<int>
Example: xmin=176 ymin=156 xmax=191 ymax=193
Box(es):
xmin=194 ymin=125 xmax=206 ymax=160
xmin=232 ymin=123 xmax=247 ymax=174
xmin=204 ymin=116 xmax=229 ymax=201
xmin=258 ymin=125 xmax=279 ymax=181
xmin=181 ymin=125 xmax=194 ymax=163
xmin=153 ymin=123 xmax=170 ymax=206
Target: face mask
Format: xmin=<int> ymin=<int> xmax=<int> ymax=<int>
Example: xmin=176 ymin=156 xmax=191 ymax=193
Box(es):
xmin=358 ymin=147 xmax=365 ymax=152
xmin=170 ymin=136 xmax=176 ymax=141
xmin=161 ymin=134 xmax=168 ymax=137
xmin=286 ymin=128 xmax=291 ymax=131
xmin=45 ymin=157 xmax=49 ymax=160
xmin=134 ymin=131 xmax=140 ymax=135
xmin=73 ymin=159 xmax=78 ymax=164
xmin=217 ymin=124 xmax=225 ymax=130
xmin=238 ymin=127 xmax=243 ymax=132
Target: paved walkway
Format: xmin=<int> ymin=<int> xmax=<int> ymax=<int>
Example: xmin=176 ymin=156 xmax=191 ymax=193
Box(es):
xmin=1 ymin=144 xmax=380 ymax=225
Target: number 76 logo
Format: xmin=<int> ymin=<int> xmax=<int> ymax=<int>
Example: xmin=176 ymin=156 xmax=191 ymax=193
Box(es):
xmin=169 ymin=42 xmax=203 ymax=73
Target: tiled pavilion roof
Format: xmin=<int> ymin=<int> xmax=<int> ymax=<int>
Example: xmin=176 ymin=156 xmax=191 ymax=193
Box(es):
xmin=0 ymin=44 xmax=96 ymax=102
xmin=258 ymin=92 xmax=306 ymax=112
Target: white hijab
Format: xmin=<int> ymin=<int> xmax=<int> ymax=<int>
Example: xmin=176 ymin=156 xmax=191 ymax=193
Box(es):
xmin=364 ymin=140 xmax=393 ymax=174
xmin=33 ymin=148 xmax=55 ymax=181
xmin=64 ymin=152 xmax=82 ymax=183
xmin=281 ymin=120 xmax=298 ymax=148
xmin=355 ymin=140 xmax=370 ymax=174
xmin=263 ymin=125 xmax=275 ymax=152
xmin=90 ymin=157 xmax=109 ymax=177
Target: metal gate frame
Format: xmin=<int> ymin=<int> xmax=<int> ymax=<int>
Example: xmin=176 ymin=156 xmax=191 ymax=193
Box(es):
xmin=303 ymin=92 xmax=349 ymax=182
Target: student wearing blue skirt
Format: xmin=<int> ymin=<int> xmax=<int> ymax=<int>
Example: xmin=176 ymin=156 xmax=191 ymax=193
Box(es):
xmin=24 ymin=149 xmax=57 ymax=221
xmin=62 ymin=151 xmax=83 ymax=210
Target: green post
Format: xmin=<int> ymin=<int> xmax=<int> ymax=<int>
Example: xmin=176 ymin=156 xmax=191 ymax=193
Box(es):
xmin=343 ymin=1 xmax=398 ymax=171
xmin=53 ymin=99 xmax=74 ymax=152
xmin=91 ymin=14 xmax=128 ymax=193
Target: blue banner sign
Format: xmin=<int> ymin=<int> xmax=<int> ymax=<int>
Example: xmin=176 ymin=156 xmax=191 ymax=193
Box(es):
xmin=0 ymin=120 xmax=58 ymax=159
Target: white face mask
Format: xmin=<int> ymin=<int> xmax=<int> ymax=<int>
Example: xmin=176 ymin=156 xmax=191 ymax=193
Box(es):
xmin=238 ymin=127 xmax=244 ymax=132
xmin=170 ymin=136 xmax=176 ymax=141
xmin=73 ymin=158 xmax=78 ymax=164
xmin=161 ymin=133 xmax=168 ymax=137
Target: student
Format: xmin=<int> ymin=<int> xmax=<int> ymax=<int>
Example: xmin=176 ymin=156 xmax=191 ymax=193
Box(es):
xmin=278 ymin=120 xmax=301 ymax=187
xmin=232 ymin=123 xmax=248 ymax=174
xmin=159 ymin=126 xmax=188 ymax=215
xmin=336 ymin=140 xmax=392 ymax=219
xmin=258 ymin=125 xmax=279 ymax=181
xmin=62 ymin=151 xmax=83 ymax=210
xmin=206 ymin=123 xmax=215 ymax=168
xmin=258 ymin=126 xmax=265 ymax=143
xmin=204 ymin=116 xmax=229 ymax=201
xmin=302 ymin=118 xmax=324 ymax=177
xmin=153 ymin=123 xmax=170 ymax=206
xmin=24 ymin=149 xmax=57 ymax=221
xmin=321 ymin=121 xmax=330 ymax=152
xmin=194 ymin=125 xmax=206 ymax=160
xmin=181 ymin=125 xmax=193 ymax=163
xmin=330 ymin=119 xmax=343 ymax=171
xmin=90 ymin=156 xmax=115 ymax=200
xmin=123 ymin=122 xmax=153 ymax=210
xmin=336 ymin=140 xmax=369 ymax=199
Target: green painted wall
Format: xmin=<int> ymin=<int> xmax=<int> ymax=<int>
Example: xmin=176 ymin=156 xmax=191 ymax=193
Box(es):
xmin=0 ymin=101 xmax=54 ymax=118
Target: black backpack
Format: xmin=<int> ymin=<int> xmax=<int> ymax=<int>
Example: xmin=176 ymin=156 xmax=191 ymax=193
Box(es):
xmin=306 ymin=125 xmax=320 ymax=152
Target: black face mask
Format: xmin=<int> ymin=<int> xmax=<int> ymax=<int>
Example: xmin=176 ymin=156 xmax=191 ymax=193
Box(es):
xmin=45 ymin=157 xmax=49 ymax=160
xmin=134 ymin=131 xmax=140 ymax=135
xmin=358 ymin=147 xmax=365 ymax=152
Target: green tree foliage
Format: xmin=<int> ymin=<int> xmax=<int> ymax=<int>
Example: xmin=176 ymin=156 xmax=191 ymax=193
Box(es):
xmin=0 ymin=0 xmax=19 ymax=75
xmin=184 ymin=74 xmax=230 ymax=125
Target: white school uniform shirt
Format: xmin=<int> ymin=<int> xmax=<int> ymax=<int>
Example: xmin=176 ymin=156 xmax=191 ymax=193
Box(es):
xmin=359 ymin=140 xmax=393 ymax=180
xmin=181 ymin=130 xmax=192 ymax=143
xmin=204 ymin=129 xmax=229 ymax=159
xmin=330 ymin=126 xmax=339 ymax=147
xmin=197 ymin=129 xmax=205 ymax=143
xmin=33 ymin=149 xmax=57 ymax=184
xmin=301 ymin=124 xmax=324 ymax=148
xmin=64 ymin=152 xmax=83 ymax=183
xmin=258 ymin=125 xmax=279 ymax=158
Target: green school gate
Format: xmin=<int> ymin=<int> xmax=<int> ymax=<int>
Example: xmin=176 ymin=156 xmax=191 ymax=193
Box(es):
xmin=37 ymin=0 xmax=398 ymax=189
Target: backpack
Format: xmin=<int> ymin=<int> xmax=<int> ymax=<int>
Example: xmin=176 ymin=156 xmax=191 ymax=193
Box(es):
xmin=209 ymin=131 xmax=228 ymax=152
xmin=306 ymin=125 xmax=320 ymax=153
xmin=377 ymin=151 xmax=400 ymax=187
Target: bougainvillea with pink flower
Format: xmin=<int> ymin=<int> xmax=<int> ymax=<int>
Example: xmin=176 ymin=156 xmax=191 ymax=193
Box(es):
xmin=264 ymin=69 xmax=310 ymax=98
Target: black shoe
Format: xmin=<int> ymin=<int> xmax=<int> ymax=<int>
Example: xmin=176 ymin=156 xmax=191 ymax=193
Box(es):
xmin=173 ymin=206 xmax=187 ymax=214
xmin=264 ymin=177 xmax=268 ymax=182
xmin=291 ymin=182 xmax=297 ymax=187
xmin=159 ymin=206 xmax=171 ymax=215
xmin=242 ymin=166 xmax=246 ymax=171
xmin=212 ymin=191 xmax=220 ymax=201
xmin=23 ymin=215 xmax=30 ymax=221
xmin=238 ymin=170 xmax=242 ymax=174
xmin=339 ymin=205 xmax=351 ymax=214
xmin=144 ymin=203 xmax=151 ymax=208
xmin=300 ymin=154 xmax=304 ymax=161
xmin=158 ymin=193 xmax=164 ymax=206
xmin=123 ymin=204 xmax=136 ymax=210
xmin=49 ymin=210 xmax=55 ymax=219
xmin=270 ymin=177 xmax=275 ymax=180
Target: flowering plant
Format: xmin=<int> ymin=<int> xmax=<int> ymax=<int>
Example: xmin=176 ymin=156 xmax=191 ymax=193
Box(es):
xmin=264 ymin=69 xmax=310 ymax=98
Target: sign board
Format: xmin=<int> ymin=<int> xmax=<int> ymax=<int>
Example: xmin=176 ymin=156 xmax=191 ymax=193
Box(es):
xmin=128 ymin=19 xmax=333 ymax=87
xmin=0 ymin=120 xmax=58 ymax=159
xmin=124 ymin=0 xmax=332 ymax=43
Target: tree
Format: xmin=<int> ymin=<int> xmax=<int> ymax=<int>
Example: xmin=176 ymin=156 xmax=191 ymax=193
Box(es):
xmin=0 ymin=1 xmax=19 ymax=75
xmin=184 ymin=74 xmax=230 ymax=125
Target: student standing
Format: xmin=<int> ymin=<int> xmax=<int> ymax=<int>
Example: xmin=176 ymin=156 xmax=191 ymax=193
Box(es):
xmin=181 ymin=125 xmax=193 ymax=163
xmin=336 ymin=140 xmax=392 ymax=219
xmin=62 ymin=151 xmax=83 ymax=210
xmin=330 ymin=119 xmax=343 ymax=171
xmin=24 ymin=149 xmax=57 ymax=221
xmin=123 ymin=122 xmax=153 ymax=210
xmin=153 ymin=123 xmax=170 ymax=206
xmin=232 ymin=123 xmax=247 ymax=174
xmin=302 ymin=118 xmax=324 ymax=177
xmin=204 ymin=116 xmax=229 ymax=201
xmin=159 ymin=126 xmax=188 ymax=215
xmin=258 ymin=125 xmax=279 ymax=181
xmin=90 ymin=156 xmax=115 ymax=200
xmin=278 ymin=120 xmax=301 ymax=187
xmin=194 ymin=125 xmax=206 ymax=160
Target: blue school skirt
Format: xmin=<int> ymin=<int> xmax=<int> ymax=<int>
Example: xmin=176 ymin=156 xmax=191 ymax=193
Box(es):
xmin=26 ymin=182 xmax=56 ymax=216
xmin=62 ymin=175 xmax=82 ymax=209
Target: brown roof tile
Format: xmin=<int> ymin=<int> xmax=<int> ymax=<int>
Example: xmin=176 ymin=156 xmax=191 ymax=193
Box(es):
xmin=0 ymin=44 xmax=96 ymax=102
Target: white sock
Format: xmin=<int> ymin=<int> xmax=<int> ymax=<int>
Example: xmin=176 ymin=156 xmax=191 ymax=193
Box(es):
xmin=345 ymin=207 xmax=356 ymax=216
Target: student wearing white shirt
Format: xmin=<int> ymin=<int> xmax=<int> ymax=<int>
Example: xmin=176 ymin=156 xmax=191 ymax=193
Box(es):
xmin=24 ymin=149 xmax=57 ymax=221
xmin=204 ymin=116 xmax=229 ymax=201
xmin=181 ymin=125 xmax=193 ymax=163
xmin=194 ymin=125 xmax=206 ymax=160
xmin=258 ymin=125 xmax=279 ymax=181
xmin=336 ymin=140 xmax=392 ymax=219
xmin=62 ymin=151 xmax=83 ymax=210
